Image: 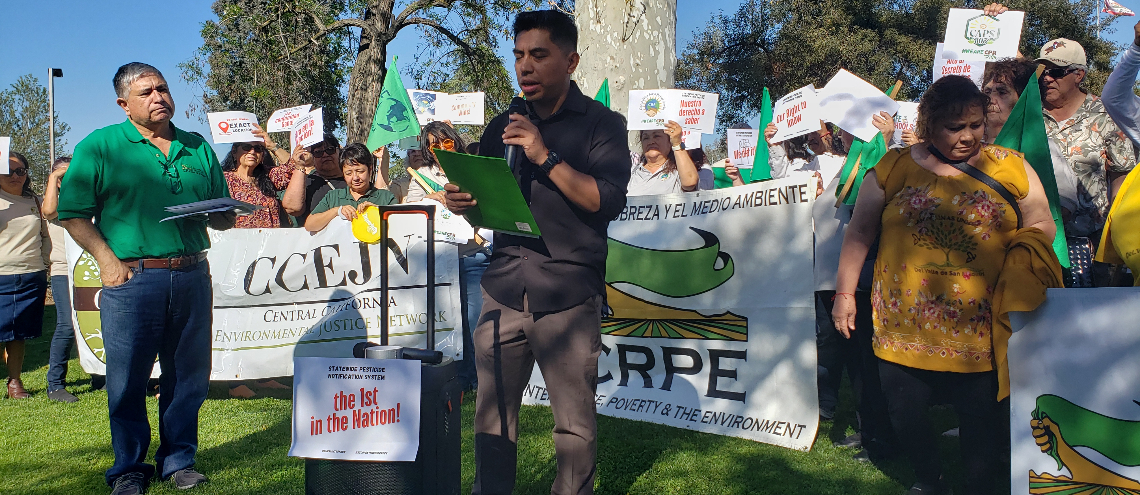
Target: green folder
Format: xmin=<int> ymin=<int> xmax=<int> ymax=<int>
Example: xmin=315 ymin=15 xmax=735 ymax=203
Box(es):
xmin=432 ymin=149 xmax=542 ymax=238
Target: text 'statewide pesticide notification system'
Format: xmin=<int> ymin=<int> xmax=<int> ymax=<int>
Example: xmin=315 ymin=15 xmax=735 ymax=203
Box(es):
xmin=289 ymin=357 xmax=421 ymax=461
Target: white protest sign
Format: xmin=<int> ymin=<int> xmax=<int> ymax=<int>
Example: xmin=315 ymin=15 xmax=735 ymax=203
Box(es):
xmin=627 ymin=90 xmax=719 ymax=133
xmin=727 ymin=129 xmax=759 ymax=169
xmin=289 ymin=357 xmax=421 ymax=461
xmin=266 ymin=104 xmax=312 ymax=133
xmin=942 ymin=9 xmax=1025 ymax=62
xmin=291 ymin=108 xmax=324 ymax=150
xmin=522 ymin=178 xmax=820 ymax=451
xmin=207 ymin=111 xmax=259 ymax=144
xmin=818 ymin=69 xmax=900 ymax=142
xmin=1009 ymin=288 xmax=1140 ymax=492
xmin=0 ymin=137 xmax=9 ymax=174
xmin=408 ymin=90 xmax=446 ymax=126
xmin=893 ymin=102 xmax=919 ymax=145
xmin=440 ymin=92 xmax=485 ymax=125
xmin=933 ymin=43 xmax=985 ymax=88
xmin=771 ymin=84 xmax=820 ymax=143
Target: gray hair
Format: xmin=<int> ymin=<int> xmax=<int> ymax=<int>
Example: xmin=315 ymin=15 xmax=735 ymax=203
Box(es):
xmin=113 ymin=62 xmax=164 ymax=99
xmin=51 ymin=156 xmax=71 ymax=172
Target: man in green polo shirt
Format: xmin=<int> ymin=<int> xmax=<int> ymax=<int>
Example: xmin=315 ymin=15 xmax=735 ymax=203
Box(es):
xmin=57 ymin=62 xmax=235 ymax=495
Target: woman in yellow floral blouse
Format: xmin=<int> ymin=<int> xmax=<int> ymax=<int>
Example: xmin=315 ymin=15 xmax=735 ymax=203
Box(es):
xmin=832 ymin=76 xmax=1055 ymax=495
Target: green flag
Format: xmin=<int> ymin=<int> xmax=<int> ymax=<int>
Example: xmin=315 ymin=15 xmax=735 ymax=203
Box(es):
xmin=749 ymin=88 xmax=774 ymax=182
xmin=713 ymin=167 xmax=752 ymax=188
xmin=993 ymin=72 xmax=1070 ymax=267
xmin=366 ymin=59 xmax=420 ymax=152
xmin=594 ymin=78 xmax=611 ymax=108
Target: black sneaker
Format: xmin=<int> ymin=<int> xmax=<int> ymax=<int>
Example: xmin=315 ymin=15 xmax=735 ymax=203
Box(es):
xmin=110 ymin=472 xmax=147 ymax=495
xmin=171 ymin=467 xmax=207 ymax=490
xmin=47 ymin=389 xmax=79 ymax=403
xmin=834 ymin=432 xmax=862 ymax=449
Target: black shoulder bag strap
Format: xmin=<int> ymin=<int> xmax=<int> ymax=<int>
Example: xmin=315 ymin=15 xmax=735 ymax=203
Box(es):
xmin=927 ymin=145 xmax=1023 ymax=229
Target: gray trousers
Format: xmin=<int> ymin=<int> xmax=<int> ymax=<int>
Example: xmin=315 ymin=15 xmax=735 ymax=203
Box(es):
xmin=471 ymin=289 xmax=602 ymax=495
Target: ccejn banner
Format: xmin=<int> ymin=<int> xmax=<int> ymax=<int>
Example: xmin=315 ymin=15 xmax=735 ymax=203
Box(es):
xmin=521 ymin=178 xmax=820 ymax=451
xmin=65 ymin=216 xmax=462 ymax=380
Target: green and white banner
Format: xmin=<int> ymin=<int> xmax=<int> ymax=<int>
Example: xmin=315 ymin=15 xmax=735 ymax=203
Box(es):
xmin=66 ymin=216 xmax=461 ymax=380
xmin=1009 ymin=288 xmax=1140 ymax=493
xmin=521 ymin=178 xmax=820 ymax=451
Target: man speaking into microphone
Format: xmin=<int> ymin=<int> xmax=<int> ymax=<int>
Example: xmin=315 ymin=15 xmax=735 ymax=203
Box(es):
xmin=444 ymin=9 xmax=630 ymax=495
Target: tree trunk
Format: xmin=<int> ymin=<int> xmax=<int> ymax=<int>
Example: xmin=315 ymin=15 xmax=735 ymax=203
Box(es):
xmin=346 ymin=27 xmax=387 ymax=144
xmin=574 ymin=0 xmax=677 ymax=146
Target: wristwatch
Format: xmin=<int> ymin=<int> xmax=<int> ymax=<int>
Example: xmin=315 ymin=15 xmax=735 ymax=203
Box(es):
xmin=671 ymin=142 xmax=683 ymax=151
xmin=540 ymin=150 xmax=561 ymax=175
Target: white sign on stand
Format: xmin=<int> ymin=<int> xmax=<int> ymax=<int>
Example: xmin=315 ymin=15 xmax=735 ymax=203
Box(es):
xmin=290 ymin=357 xmax=421 ymax=461
xmin=291 ymin=108 xmax=324 ymax=151
xmin=771 ymin=84 xmax=820 ymax=143
xmin=942 ymin=8 xmax=1025 ymax=62
xmin=818 ymin=69 xmax=900 ymax=142
xmin=207 ymin=111 xmax=260 ymax=144
xmin=933 ymin=43 xmax=985 ymax=87
xmin=266 ymin=105 xmax=313 ymax=133
xmin=727 ymin=129 xmax=759 ymax=169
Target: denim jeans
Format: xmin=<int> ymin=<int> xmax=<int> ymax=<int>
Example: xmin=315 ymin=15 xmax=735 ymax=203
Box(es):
xmin=47 ymin=275 xmax=75 ymax=392
xmin=458 ymin=249 xmax=490 ymax=389
xmin=100 ymin=261 xmax=212 ymax=485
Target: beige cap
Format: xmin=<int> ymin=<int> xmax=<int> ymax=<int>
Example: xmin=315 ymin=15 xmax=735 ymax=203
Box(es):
xmin=1036 ymin=38 xmax=1087 ymax=68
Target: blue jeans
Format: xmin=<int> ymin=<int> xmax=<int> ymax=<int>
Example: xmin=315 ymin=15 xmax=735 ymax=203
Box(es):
xmin=47 ymin=275 xmax=75 ymax=392
xmin=458 ymin=249 xmax=490 ymax=389
xmin=100 ymin=261 xmax=212 ymax=485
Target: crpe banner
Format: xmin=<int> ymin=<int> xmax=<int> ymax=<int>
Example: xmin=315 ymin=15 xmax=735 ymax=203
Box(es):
xmin=65 ymin=215 xmax=462 ymax=380
xmin=1009 ymin=288 xmax=1140 ymax=493
xmin=521 ymin=178 xmax=819 ymax=451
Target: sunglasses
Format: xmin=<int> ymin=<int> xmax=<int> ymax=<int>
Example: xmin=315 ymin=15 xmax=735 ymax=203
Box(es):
xmin=1043 ymin=67 xmax=1080 ymax=80
xmin=429 ymin=138 xmax=456 ymax=152
xmin=234 ymin=142 xmax=266 ymax=154
xmin=4 ymin=168 xmax=28 ymax=177
xmin=311 ymin=146 xmax=339 ymax=158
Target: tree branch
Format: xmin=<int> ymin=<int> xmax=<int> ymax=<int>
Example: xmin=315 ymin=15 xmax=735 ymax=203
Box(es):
xmin=287 ymin=6 xmax=376 ymax=56
xmin=396 ymin=17 xmax=475 ymax=55
xmin=393 ymin=0 xmax=454 ymax=28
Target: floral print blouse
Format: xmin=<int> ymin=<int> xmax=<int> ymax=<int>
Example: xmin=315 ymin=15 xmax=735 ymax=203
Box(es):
xmin=224 ymin=164 xmax=295 ymax=229
xmin=871 ymin=145 xmax=1029 ymax=373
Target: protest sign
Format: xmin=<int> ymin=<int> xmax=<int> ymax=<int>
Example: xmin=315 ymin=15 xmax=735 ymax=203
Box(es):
xmin=771 ymin=84 xmax=820 ymax=143
xmin=408 ymin=90 xmax=446 ymax=126
xmin=408 ymin=90 xmax=486 ymax=126
xmin=522 ymin=178 xmax=819 ymax=451
xmin=727 ymin=129 xmax=759 ymax=169
xmin=1009 ymin=288 xmax=1140 ymax=493
xmin=627 ymin=89 xmax=718 ymax=133
xmin=933 ymin=43 xmax=985 ymax=87
xmin=818 ymin=69 xmax=900 ymax=142
xmin=207 ymin=111 xmax=259 ymax=144
xmin=291 ymin=108 xmax=324 ymax=151
xmin=66 ymin=216 xmax=462 ymax=380
xmin=289 ymin=357 xmax=421 ymax=461
xmin=0 ymin=137 xmax=9 ymax=174
xmin=893 ymin=102 xmax=919 ymax=146
xmin=266 ymin=104 xmax=312 ymax=133
xmin=942 ymin=8 xmax=1025 ymax=62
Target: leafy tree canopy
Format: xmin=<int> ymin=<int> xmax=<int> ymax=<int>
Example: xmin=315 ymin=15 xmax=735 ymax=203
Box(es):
xmin=0 ymin=74 xmax=69 ymax=193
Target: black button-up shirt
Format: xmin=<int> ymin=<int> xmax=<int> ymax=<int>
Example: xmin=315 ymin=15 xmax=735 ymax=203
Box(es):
xmin=478 ymin=82 xmax=631 ymax=313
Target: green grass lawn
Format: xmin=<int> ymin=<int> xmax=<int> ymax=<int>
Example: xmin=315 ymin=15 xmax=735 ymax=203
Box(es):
xmin=0 ymin=307 xmax=983 ymax=494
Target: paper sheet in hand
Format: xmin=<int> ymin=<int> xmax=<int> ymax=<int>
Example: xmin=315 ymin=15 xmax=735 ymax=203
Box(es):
xmin=407 ymin=90 xmax=486 ymax=126
xmin=771 ymin=84 xmax=820 ymax=143
xmin=431 ymin=150 xmax=541 ymax=238
xmin=207 ymin=111 xmax=260 ymax=144
xmin=161 ymin=198 xmax=262 ymax=222
xmin=933 ymin=43 xmax=985 ymax=87
xmin=266 ymin=105 xmax=312 ymax=133
xmin=0 ymin=137 xmax=9 ymax=174
xmin=291 ymin=108 xmax=324 ymax=151
xmin=941 ymin=9 xmax=1024 ymax=62
xmin=818 ymin=69 xmax=900 ymax=142
xmin=727 ymin=129 xmax=759 ymax=169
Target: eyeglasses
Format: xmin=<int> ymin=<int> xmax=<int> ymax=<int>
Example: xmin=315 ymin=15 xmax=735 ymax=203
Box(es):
xmin=161 ymin=162 xmax=183 ymax=195
xmin=234 ymin=142 xmax=266 ymax=154
xmin=311 ymin=146 xmax=339 ymax=158
xmin=1043 ymin=67 xmax=1080 ymax=80
xmin=3 ymin=168 xmax=28 ymax=177
xmin=429 ymin=138 xmax=456 ymax=152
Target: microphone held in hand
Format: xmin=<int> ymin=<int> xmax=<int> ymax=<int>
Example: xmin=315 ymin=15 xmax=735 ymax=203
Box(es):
xmin=504 ymin=96 xmax=527 ymax=171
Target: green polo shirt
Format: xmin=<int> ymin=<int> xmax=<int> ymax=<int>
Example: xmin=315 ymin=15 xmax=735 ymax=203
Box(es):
xmin=311 ymin=187 xmax=396 ymax=214
xmin=57 ymin=120 xmax=230 ymax=259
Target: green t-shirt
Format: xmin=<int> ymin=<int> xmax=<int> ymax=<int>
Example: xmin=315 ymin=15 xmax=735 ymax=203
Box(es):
xmin=57 ymin=120 xmax=230 ymax=259
xmin=312 ymin=187 xmax=396 ymax=215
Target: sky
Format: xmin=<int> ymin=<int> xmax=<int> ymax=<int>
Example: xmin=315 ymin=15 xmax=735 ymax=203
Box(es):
xmin=1 ymin=0 xmax=1137 ymax=158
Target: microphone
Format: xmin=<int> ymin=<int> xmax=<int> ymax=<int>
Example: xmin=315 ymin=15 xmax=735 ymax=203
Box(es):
xmin=504 ymin=96 xmax=527 ymax=171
